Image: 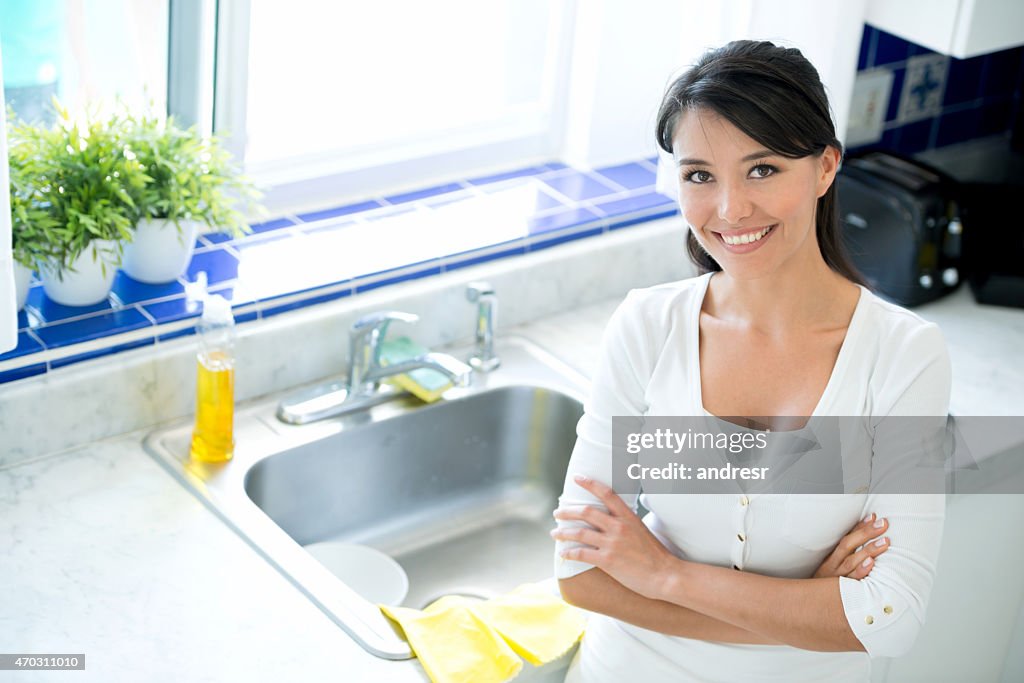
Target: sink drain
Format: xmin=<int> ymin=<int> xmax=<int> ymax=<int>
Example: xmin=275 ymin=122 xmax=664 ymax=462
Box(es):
xmin=416 ymin=586 xmax=497 ymax=609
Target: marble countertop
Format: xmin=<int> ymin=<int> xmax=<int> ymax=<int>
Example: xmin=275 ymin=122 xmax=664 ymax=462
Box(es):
xmin=1 ymin=285 xmax=1020 ymax=682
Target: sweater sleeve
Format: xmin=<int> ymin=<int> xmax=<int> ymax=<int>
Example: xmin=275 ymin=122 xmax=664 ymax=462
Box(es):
xmin=839 ymin=322 xmax=952 ymax=658
xmin=553 ymin=290 xmax=653 ymax=579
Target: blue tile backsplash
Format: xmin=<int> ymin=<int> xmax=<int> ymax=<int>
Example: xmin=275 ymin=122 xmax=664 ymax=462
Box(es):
xmin=849 ymin=25 xmax=1024 ymax=156
xmin=0 ymin=157 xmax=675 ymax=384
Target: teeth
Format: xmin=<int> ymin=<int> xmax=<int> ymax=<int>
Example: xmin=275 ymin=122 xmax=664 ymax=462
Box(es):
xmin=722 ymin=225 xmax=773 ymax=245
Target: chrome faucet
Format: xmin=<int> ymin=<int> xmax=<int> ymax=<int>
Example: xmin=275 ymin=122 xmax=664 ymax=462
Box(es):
xmin=466 ymin=282 xmax=500 ymax=372
xmin=277 ymin=311 xmax=472 ymax=425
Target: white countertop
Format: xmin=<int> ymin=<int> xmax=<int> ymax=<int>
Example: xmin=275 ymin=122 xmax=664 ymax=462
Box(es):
xmin=1 ymin=286 xmax=1020 ymax=682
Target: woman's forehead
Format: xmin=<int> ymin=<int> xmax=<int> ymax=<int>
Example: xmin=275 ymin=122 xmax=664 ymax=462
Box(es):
xmin=671 ymin=108 xmax=764 ymax=162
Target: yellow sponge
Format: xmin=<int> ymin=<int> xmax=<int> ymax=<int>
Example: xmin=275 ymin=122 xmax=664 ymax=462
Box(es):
xmin=378 ymin=336 xmax=454 ymax=403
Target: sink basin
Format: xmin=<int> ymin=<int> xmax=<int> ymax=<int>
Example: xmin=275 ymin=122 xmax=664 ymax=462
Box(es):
xmin=144 ymin=336 xmax=587 ymax=659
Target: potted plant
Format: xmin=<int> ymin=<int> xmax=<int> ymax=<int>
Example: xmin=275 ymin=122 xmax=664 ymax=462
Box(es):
xmin=119 ymin=106 xmax=261 ymax=284
xmin=6 ymin=119 xmax=60 ymax=310
xmin=8 ymin=102 xmax=148 ymax=306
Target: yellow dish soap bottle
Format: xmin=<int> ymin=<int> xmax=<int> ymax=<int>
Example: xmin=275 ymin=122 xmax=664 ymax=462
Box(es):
xmin=190 ymin=294 xmax=236 ymax=462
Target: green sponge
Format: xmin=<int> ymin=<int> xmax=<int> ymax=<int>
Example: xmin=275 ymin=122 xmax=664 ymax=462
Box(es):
xmin=378 ymin=336 xmax=454 ymax=403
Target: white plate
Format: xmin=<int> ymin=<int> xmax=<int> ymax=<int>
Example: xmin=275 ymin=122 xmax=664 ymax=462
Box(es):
xmin=304 ymin=542 xmax=409 ymax=606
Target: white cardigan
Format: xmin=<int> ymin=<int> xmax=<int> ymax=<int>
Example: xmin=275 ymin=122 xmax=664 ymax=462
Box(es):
xmin=555 ymin=272 xmax=952 ymax=683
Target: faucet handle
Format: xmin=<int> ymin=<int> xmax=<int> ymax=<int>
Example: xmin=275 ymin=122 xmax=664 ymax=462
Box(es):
xmin=466 ymin=281 xmax=494 ymax=302
xmin=351 ymin=311 xmax=419 ymax=339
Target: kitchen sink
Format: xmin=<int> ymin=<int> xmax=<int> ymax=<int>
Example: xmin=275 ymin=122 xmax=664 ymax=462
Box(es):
xmin=143 ymin=336 xmax=587 ymax=659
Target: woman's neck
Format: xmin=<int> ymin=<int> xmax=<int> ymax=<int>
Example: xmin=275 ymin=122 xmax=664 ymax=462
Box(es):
xmin=704 ymin=253 xmax=857 ymax=336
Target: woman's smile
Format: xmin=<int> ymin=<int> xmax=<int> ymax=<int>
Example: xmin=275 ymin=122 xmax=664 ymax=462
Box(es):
xmin=711 ymin=224 xmax=778 ymax=253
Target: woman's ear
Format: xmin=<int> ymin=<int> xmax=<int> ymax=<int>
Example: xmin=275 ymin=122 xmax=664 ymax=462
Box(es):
xmin=815 ymin=146 xmax=841 ymax=198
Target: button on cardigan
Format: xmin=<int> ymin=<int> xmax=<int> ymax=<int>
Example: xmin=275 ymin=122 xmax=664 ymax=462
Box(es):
xmin=555 ymin=272 xmax=951 ymax=682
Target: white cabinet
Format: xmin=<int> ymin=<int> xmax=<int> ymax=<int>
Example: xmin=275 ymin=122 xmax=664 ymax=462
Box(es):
xmin=865 ymin=0 xmax=1024 ymax=58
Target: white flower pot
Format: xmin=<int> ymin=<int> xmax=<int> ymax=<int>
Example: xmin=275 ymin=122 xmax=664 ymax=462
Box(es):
xmin=40 ymin=239 xmax=119 ymax=307
xmin=121 ymin=218 xmax=200 ymax=284
xmin=13 ymin=261 xmax=32 ymax=312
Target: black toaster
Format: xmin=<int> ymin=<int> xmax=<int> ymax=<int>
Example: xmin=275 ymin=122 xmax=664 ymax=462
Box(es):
xmin=835 ymin=152 xmax=964 ymax=307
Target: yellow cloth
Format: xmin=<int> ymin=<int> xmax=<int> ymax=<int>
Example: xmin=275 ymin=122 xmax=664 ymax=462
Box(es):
xmin=380 ymin=583 xmax=586 ymax=683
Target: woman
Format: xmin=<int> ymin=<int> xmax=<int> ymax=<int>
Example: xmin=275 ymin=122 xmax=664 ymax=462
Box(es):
xmin=550 ymin=40 xmax=951 ymax=682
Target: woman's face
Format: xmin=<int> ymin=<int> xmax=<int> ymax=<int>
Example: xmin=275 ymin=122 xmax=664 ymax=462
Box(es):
xmin=671 ymin=107 xmax=839 ymax=280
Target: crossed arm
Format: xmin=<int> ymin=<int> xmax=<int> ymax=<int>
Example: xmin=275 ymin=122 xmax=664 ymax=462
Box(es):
xmin=552 ymin=475 xmax=890 ymax=652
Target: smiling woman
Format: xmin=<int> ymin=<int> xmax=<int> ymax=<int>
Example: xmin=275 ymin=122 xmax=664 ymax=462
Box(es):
xmin=551 ymin=40 xmax=952 ymax=683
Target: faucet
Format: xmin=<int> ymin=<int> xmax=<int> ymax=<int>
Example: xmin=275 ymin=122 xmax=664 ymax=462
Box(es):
xmin=277 ymin=311 xmax=472 ymax=425
xmin=466 ymin=282 xmax=500 ymax=372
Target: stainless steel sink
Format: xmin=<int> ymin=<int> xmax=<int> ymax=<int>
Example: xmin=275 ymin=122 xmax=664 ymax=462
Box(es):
xmin=144 ymin=336 xmax=587 ymax=659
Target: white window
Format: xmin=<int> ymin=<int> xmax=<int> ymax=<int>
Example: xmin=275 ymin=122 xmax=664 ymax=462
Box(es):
xmin=220 ymin=0 xmax=575 ymax=211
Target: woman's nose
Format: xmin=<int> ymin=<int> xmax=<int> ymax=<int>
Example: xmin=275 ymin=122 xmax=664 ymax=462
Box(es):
xmin=716 ymin=183 xmax=754 ymax=225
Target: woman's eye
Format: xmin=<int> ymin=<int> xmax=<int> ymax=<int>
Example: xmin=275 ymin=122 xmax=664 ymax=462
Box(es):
xmin=684 ymin=169 xmax=712 ymax=184
xmin=751 ymin=164 xmax=778 ymax=178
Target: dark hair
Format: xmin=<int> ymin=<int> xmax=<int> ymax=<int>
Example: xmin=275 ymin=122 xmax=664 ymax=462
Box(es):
xmin=656 ymin=40 xmax=865 ymax=285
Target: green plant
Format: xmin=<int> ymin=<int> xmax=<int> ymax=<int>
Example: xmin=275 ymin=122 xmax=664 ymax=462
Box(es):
xmin=7 ymin=115 xmax=61 ymax=270
xmin=6 ymin=100 xmax=149 ymax=276
xmin=120 ymin=104 xmax=262 ymax=238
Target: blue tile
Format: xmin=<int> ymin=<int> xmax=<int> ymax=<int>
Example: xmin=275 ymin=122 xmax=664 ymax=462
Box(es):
xmin=857 ymin=26 xmax=873 ymax=71
xmin=873 ymin=28 xmax=911 ymax=66
xmin=354 ymin=265 xmax=443 ymax=293
xmin=943 ymin=55 xmax=985 ymax=105
xmin=297 ymin=200 xmax=383 ymax=224
xmin=260 ymin=288 xmax=353 ymax=318
xmin=34 ymin=307 xmax=153 ymax=349
xmin=542 ymin=162 xmax=568 ymax=172
xmin=466 ymin=166 xmax=548 ymax=186
xmin=895 ymin=119 xmax=934 ymax=154
xmin=528 ymin=225 xmax=603 ymax=252
xmin=936 ymin=108 xmax=981 ymax=147
xmin=49 ymin=338 xmax=155 ymax=370
xmin=111 ymin=272 xmax=186 ymax=304
xmin=527 ymin=207 xmax=602 ymax=235
xmin=142 ymin=296 xmax=203 ymax=326
xmin=27 ymin=288 xmax=115 ymax=324
xmin=593 ymin=162 xmax=656 ymax=191
xmin=908 ymin=42 xmax=935 ymax=57
xmin=878 ymin=126 xmax=901 ymax=152
xmin=886 ymin=68 xmax=906 ymax=122
xmin=157 ymin=327 xmax=196 ymax=343
xmin=981 ymin=47 xmax=1024 ymax=98
xmin=444 ymin=245 xmax=527 ymax=272
xmin=0 ymin=330 xmax=44 ymax=362
xmin=541 ymin=172 xmax=618 ymax=202
xmin=594 ymin=191 xmax=675 ymax=218
xmin=608 ymin=207 xmax=679 ymax=231
xmin=16 ymin=308 xmax=32 ymax=330
xmin=200 ymin=231 xmax=233 ymax=245
xmin=979 ymin=98 xmax=1013 ymax=136
xmin=384 ymin=183 xmax=464 ymax=205
xmin=184 ymin=248 xmax=239 ymax=286
xmin=248 ymin=216 xmax=297 ymax=235
xmin=0 ymin=362 xmax=47 ymax=384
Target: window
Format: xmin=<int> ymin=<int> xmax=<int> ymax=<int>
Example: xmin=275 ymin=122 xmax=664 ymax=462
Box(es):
xmin=0 ymin=0 xmax=168 ymax=123
xmin=220 ymin=0 xmax=575 ymax=210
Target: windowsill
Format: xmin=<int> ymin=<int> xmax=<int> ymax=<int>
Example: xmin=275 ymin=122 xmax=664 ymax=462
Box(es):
xmin=1 ymin=158 xmax=677 ymax=385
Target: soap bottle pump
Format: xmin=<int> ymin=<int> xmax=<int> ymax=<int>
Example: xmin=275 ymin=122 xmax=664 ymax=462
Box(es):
xmin=189 ymin=294 xmax=236 ymax=462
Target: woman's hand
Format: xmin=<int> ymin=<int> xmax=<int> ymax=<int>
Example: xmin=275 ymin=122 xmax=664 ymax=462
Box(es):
xmin=551 ymin=475 xmax=679 ymax=600
xmin=813 ymin=512 xmax=890 ymax=579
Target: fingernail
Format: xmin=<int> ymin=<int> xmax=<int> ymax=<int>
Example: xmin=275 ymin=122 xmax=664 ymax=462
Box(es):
xmin=863 ymin=513 xmax=875 ymax=524
xmin=862 ymin=557 xmax=872 ymax=567
xmin=875 ymin=537 xmax=887 ymax=547
xmin=574 ymin=474 xmax=589 ymax=483
xmin=874 ymin=517 xmax=886 ymax=528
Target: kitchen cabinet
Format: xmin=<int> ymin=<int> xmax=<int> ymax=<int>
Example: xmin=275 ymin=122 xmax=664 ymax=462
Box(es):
xmin=865 ymin=0 xmax=1024 ymax=58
